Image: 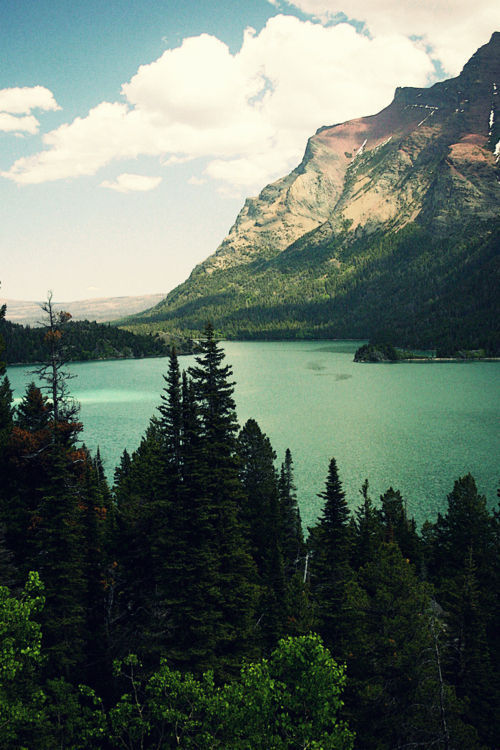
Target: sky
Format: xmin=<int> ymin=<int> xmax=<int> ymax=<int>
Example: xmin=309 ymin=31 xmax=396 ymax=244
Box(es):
xmin=1 ymin=0 xmax=498 ymax=303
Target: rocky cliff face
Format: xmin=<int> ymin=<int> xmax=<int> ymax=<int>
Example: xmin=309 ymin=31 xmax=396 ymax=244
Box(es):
xmin=131 ymin=34 xmax=500 ymax=353
xmin=197 ymin=32 xmax=499 ymax=276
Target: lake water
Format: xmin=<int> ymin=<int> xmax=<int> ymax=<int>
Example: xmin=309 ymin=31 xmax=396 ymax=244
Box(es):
xmin=6 ymin=341 xmax=499 ymax=529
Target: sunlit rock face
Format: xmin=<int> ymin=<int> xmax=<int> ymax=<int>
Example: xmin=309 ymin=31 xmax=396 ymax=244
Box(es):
xmin=133 ymin=34 xmax=499 ymax=349
xmin=195 ymin=32 xmax=499 ymax=276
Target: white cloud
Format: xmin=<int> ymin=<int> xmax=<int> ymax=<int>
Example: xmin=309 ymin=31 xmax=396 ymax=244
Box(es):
xmin=0 ymin=85 xmax=60 ymax=135
xmin=0 ymin=85 xmax=60 ymax=115
xmin=0 ymin=11 xmax=477 ymax=192
xmin=274 ymin=1 xmax=499 ymax=75
xmin=100 ymin=173 xmax=162 ymax=193
xmin=0 ymin=112 xmax=40 ymax=135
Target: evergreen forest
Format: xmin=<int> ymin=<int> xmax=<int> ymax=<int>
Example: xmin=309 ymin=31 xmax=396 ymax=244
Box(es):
xmin=124 ymin=219 xmax=500 ymax=357
xmin=0 ymin=301 xmax=499 ymax=749
xmin=0 ymin=303 xmax=193 ymax=365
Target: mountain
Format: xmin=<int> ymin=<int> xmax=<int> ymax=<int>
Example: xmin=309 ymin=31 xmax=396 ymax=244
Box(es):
xmin=1 ymin=293 xmax=166 ymax=326
xmin=127 ymin=34 xmax=500 ymax=354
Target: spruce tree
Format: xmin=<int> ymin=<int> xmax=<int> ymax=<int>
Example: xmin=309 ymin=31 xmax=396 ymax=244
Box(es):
xmin=427 ymin=475 xmax=500 ymax=746
xmin=35 ymin=443 xmax=87 ymax=679
xmin=111 ymin=422 xmax=164 ymax=663
xmin=237 ymin=418 xmax=287 ymax=651
xmin=186 ymin=323 xmax=259 ymax=675
xmin=308 ymin=457 xmax=352 ymax=653
xmin=166 ymin=370 xmax=224 ymax=673
xmin=342 ymin=543 xmax=481 ymax=749
xmin=2 ymin=383 xmax=53 ymax=576
xmin=379 ymin=486 xmax=420 ymax=563
xmin=278 ymin=448 xmax=305 ymax=579
xmin=350 ymin=479 xmax=383 ymax=569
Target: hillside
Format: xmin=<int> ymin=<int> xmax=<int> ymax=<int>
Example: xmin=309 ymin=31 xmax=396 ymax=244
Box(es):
xmin=126 ymin=33 xmax=500 ymax=354
xmin=0 ymin=317 xmax=194 ymax=365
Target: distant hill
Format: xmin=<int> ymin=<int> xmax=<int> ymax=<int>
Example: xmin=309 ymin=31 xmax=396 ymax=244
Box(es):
xmin=0 ymin=317 xmax=196 ymax=365
xmin=126 ymin=33 xmax=500 ymax=355
xmin=0 ymin=294 xmax=166 ymax=326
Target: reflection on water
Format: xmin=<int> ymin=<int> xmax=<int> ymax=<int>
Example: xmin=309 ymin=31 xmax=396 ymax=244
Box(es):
xmin=306 ymin=361 xmax=326 ymax=371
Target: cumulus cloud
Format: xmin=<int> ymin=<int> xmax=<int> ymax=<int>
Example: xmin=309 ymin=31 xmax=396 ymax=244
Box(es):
xmin=0 ymin=85 xmax=60 ymax=135
xmin=0 ymin=11 xmax=474 ymax=191
xmin=100 ymin=173 xmax=162 ymax=193
xmin=273 ymin=0 xmax=499 ymax=75
xmin=0 ymin=85 xmax=60 ymax=115
xmin=0 ymin=113 xmax=40 ymax=135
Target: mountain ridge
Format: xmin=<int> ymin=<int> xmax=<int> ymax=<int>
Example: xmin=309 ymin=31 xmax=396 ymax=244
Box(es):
xmin=126 ymin=33 xmax=500 ymax=353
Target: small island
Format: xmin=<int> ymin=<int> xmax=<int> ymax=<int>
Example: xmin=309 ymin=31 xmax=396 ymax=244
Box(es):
xmin=353 ymin=343 xmax=403 ymax=362
xmin=354 ymin=342 xmax=496 ymax=363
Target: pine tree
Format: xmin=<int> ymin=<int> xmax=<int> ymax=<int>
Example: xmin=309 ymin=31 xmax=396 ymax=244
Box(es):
xmin=33 ymin=292 xmax=78 ymax=430
xmin=425 ymin=476 xmax=500 ymax=746
xmin=278 ymin=448 xmax=305 ymax=579
xmin=342 ymin=544 xmax=481 ymax=749
xmin=165 ymin=369 xmax=224 ymax=673
xmin=2 ymin=383 xmax=53 ymax=576
xmin=379 ymin=486 xmax=420 ymax=563
xmin=111 ymin=422 xmax=164 ymax=662
xmin=80 ymin=452 xmax=112 ymax=689
xmin=34 ymin=444 xmax=87 ymax=679
xmin=350 ymin=479 xmax=383 ymax=569
xmin=185 ymin=323 xmax=259 ymax=675
xmin=158 ymin=346 xmax=182 ymax=476
xmin=308 ymin=457 xmax=352 ymax=654
xmin=16 ymin=382 xmax=51 ymax=432
xmin=237 ymin=418 xmax=287 ymax=651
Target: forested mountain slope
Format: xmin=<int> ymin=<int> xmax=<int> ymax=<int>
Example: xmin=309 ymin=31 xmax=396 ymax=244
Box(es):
xmin=127 ymin=33 xmax=500 ymax=354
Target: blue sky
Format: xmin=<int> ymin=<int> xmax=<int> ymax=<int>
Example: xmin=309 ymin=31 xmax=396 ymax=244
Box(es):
xmin=1 ymin=0 xmax=498 ymax=302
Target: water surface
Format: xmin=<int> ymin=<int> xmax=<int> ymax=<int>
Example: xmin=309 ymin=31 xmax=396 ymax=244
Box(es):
xmin=7 ymin=341 xmax=499 ymax=529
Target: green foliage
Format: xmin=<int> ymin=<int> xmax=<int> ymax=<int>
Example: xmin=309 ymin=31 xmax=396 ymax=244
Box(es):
xmin=278 ymin=448 xmax=305 ymax=580
xmin=108 ymin=635 xmax=354 ymax=749
xmin=0 ymin=317 xmax=180 ymax=365
xmin=125 ymin=218 xmax=500 ymax=355
xmin=308 ymin=458 xmax=353 ymax=653
xmin=237 ymin=419 xmax=288 ymax=650
xmin=0 ymin=316 xmax=498 ymax=748
xmin=0 ymin=572 xmax=45 ymax=747
xmin=353 ymin=343 xmax=401 ymax=362
xmin=425 ymin=475 xmax=500 ymax=745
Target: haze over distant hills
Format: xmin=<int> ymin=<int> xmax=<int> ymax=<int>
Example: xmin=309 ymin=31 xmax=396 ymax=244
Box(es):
xmin=127 ymin=33 xmax=500 ymax=354
xmin=1 ymin=294 xmax=165 ymax=326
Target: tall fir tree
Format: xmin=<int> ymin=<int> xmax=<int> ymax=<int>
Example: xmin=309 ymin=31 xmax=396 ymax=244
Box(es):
xmin=341 ymin=543 xmax=481 ymax=750
xmin=34 ymin=442 xmax=87 ymax=679
xmin=427 ymin=475 xmax=500 ymax=746
xmin=278 ymin=448 xmax=305 ymax=579
xmin=379 ymin=486 xmax=421 ymax=564
xmin=308 ymin=457 xmax=352 ymax=654
xmin=350 ymin=479 xmax=383 ymax=570
xmin=237 ymin=418 xmax=287 ymax=651
xmin=186 ymin=322 xmax=259 ymax=676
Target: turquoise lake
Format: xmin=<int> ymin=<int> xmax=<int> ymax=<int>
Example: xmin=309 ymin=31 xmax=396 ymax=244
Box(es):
xmin=7 ymin=340 xmax=499 ymax=529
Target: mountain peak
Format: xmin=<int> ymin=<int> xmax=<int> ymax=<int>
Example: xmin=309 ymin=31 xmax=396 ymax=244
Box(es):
xmin=131 ymin=36 xmax=500 ymax=353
